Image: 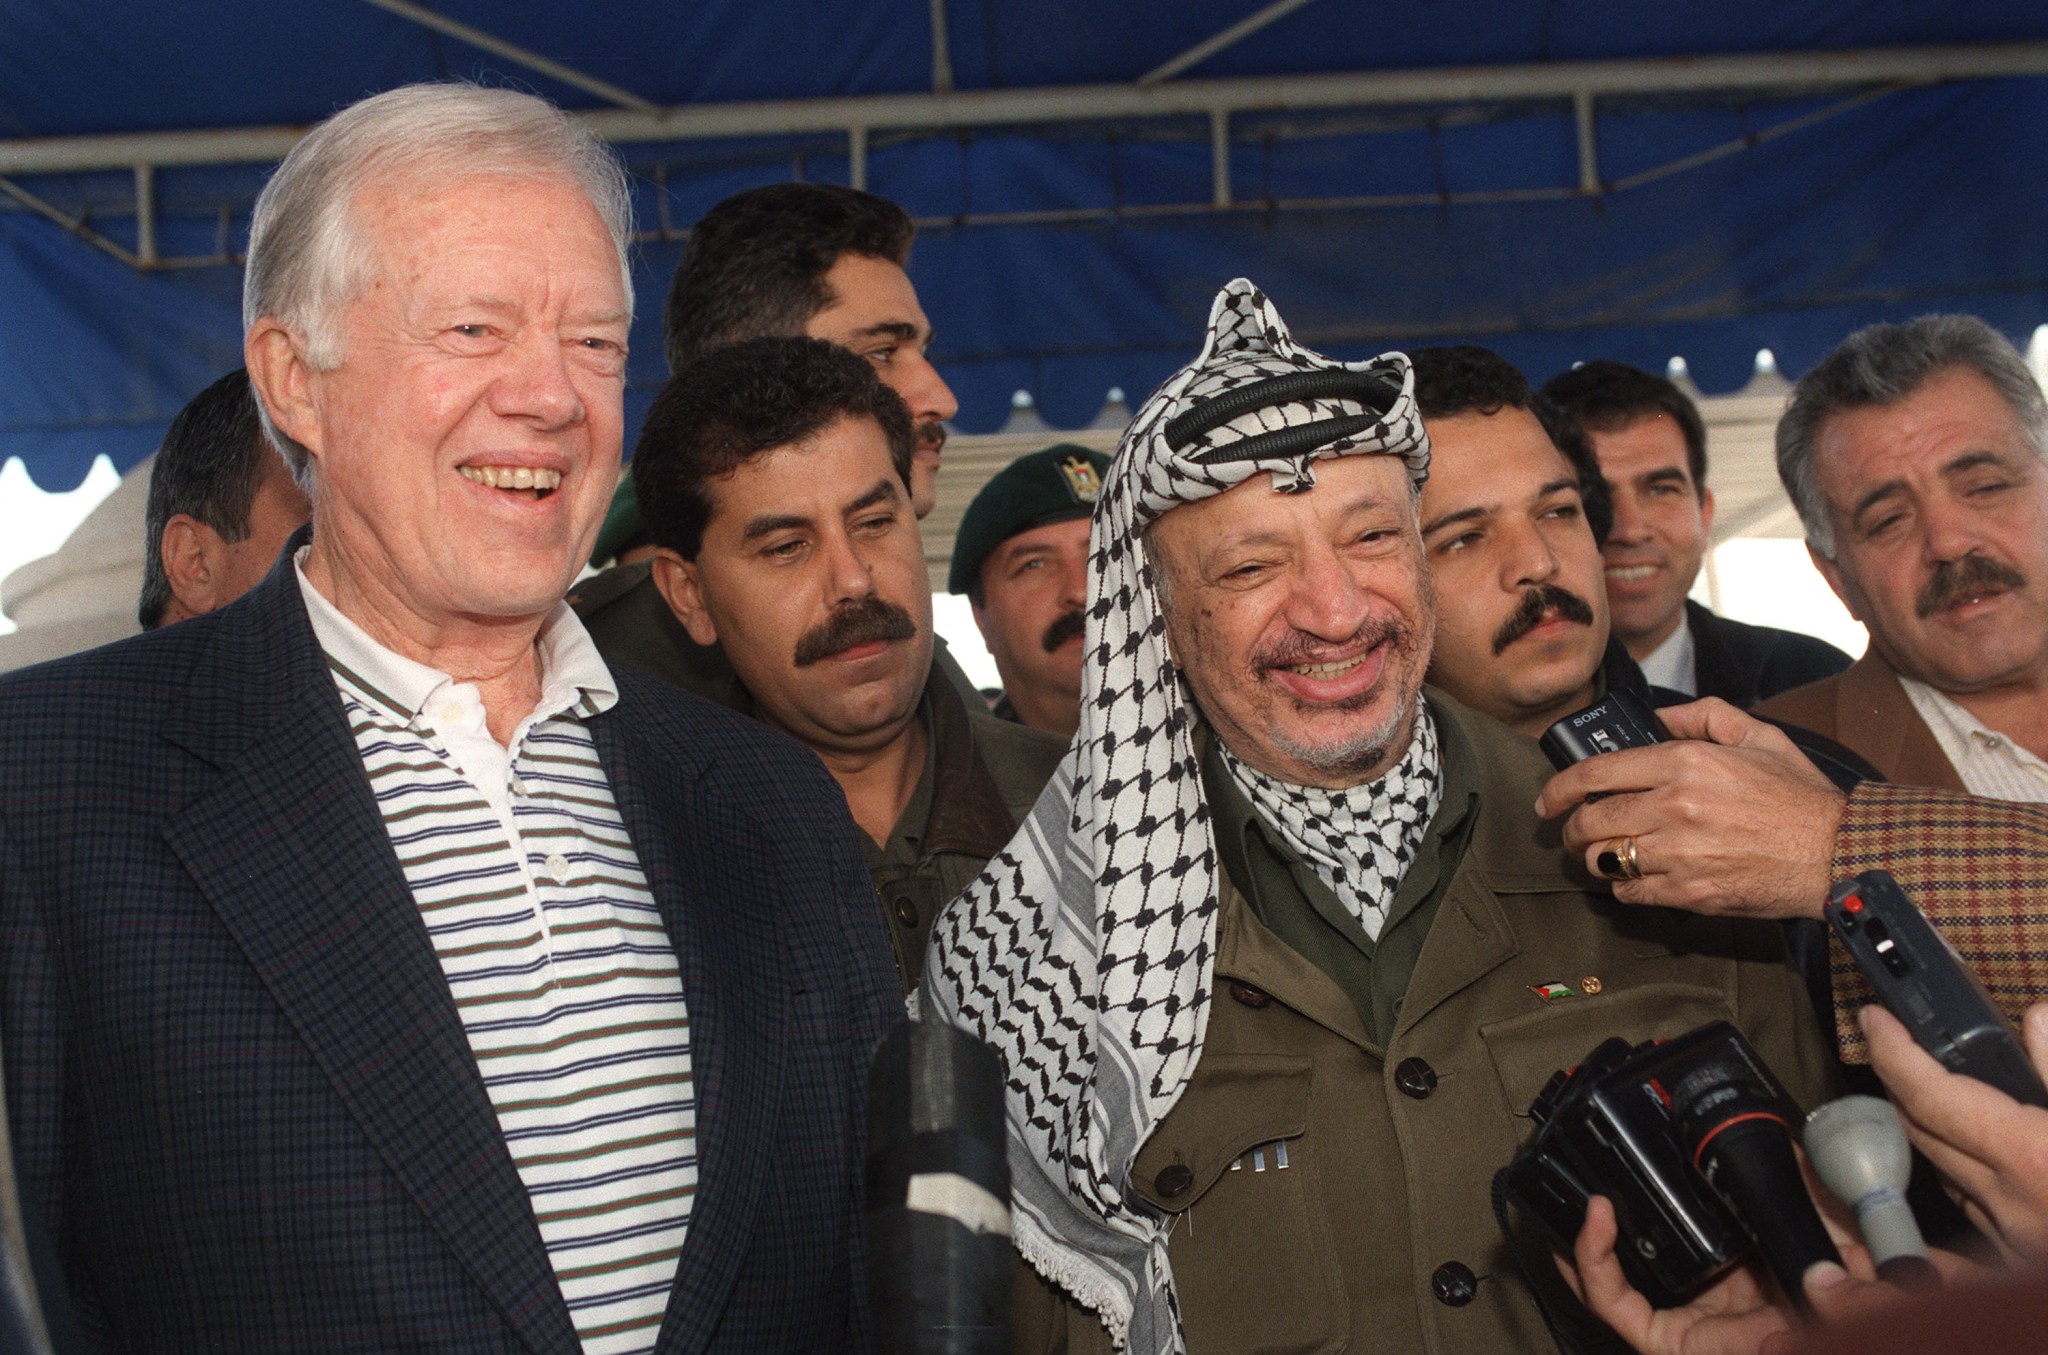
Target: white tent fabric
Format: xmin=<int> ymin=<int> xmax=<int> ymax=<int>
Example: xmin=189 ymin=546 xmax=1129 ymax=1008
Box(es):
xmin=0 ymin=458 xmax=147 ymax=673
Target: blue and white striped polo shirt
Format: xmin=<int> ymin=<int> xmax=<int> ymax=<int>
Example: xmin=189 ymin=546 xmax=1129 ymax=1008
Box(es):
xmin=299 ymin=560 xmax=693 ymax=1355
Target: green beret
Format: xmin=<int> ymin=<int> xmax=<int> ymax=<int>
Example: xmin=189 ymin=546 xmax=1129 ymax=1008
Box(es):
xmin=949 ymin=444 xmax=1110 ymax=595
xmin=589 ymin=474 xmax=646 ymax=568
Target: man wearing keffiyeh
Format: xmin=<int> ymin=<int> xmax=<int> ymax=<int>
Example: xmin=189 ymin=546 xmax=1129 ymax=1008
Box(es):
xmin=923 ymin=280 xmax=1838 ymax=1355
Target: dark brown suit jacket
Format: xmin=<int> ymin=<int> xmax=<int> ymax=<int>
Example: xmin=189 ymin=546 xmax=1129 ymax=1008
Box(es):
xmin=1755 ymin=649 xmax=1966 ymax=793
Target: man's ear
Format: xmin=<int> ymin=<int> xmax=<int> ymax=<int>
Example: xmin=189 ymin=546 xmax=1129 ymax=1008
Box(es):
xmin=161 ymin=514 xmax=224 ymax=617
xmin=650 ymin=549 xmax=719 ymax=646
xmin=244 ymin=318 xmax=321 ymax=459
xmin=1807 ymin=541 xmax=1864 ymax=623
xmin=1698 ymin=485 xmax=1716 ymax=536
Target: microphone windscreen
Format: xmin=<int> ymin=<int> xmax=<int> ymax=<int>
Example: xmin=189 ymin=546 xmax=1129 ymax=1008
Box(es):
xmin=1805 ymin=1096 xmax=1931 ymax=1278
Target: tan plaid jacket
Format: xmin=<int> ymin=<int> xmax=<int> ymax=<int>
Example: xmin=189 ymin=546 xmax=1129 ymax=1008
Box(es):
xmin=1831 ymin=783 xmax=2048 ymax=1060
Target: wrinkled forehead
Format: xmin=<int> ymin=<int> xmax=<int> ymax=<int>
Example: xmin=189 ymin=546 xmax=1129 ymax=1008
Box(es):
xmin=1422 ymin=405 xmax=1576 ymax=500
xmin=1147 ymin=449 xmax=1418 ymax=558
xmin=343 ymin=166 xmax=627 ymax=299
xmin=1096 ymin=279 xmax=1428 ymax=620
xmin=1813 ymin=372 xmax=2042 ymax=501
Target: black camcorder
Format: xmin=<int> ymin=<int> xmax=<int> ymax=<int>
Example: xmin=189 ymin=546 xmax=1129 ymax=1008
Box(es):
xmin=1495 ymin=1021 xmax=1841 ymax=1310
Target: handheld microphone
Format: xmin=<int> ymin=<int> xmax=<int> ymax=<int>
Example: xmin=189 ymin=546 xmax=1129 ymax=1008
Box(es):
xmin=1668 ymin=1051 xmax=1843 ymax=1312
xmin=865 ymin=1020 xmax=1012 ymax=1355
xmin=1804 ymin=1096 xmax=1936 ymax=1288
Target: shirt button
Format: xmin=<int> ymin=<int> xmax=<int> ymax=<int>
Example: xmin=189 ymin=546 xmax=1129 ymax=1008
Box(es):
xmin=545 ymin=852 xmax=570 ymax=882
xmin=892 ymin=897 xmax=920 ymax=929
xmin=1153 ymin=1164 xmax=1194 ymax=1200
xmin=1227 ymin=981 xmax=1271 ymax=1008
xmin=1395 ymin=1057 xmax=1438 ymax=1100
xmin=1431 ymin=1261 xmax=1478 ymax=1306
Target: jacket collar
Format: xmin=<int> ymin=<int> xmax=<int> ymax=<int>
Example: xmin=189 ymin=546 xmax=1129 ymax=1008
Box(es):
xmin=922 ymin=676 xmax=1022 ymax=861
xmin=157 ymin=525 xmax=330 ymax=771
xmin=732 ymin=662 xmax=1017 ymax=863
xmin=1837 ymin=650 xmax=1968 ymax=792
xmin=1597 ymin=632 xmax=1691 ymax=707
xmin=295 ymin=546 xmax=617 ymax=726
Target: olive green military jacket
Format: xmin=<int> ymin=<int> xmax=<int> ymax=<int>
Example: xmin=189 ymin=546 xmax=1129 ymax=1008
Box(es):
xmin=1015 ymin=691 xmax=1837 ymax=1355
xmin=868 ymin=678 xmax=1066 ymax=994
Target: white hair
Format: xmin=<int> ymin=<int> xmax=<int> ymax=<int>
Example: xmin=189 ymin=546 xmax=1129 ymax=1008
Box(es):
xmin=243 ymin=82 xmax=635 ymax=481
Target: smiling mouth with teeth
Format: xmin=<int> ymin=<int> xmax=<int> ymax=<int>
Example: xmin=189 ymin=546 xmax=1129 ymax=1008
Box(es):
xmin=459 ymin=465 xmax=563 ymax=496
xmin=1605 ymin=564 xmax=1658 ymax=580
xmin=1286 ymin=654 xmax=1369 ymax=678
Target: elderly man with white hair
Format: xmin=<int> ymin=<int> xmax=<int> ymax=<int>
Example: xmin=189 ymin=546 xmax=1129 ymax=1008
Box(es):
xmin=0 ymin=84 xmax=897 ymax=1353
xmin=925 ymin=282 xmax=1836 ymax=1355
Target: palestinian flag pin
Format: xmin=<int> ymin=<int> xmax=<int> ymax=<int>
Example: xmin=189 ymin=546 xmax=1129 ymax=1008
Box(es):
xmin=1529 ymin=981 xmax=1577 ymax=1002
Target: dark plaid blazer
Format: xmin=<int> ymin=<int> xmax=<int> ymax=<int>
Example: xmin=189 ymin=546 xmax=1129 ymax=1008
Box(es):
xmin=0 ymin=551 xmax=900 ymax=1353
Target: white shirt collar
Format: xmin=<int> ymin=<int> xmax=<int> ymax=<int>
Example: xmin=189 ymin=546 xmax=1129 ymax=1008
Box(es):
xmin=1635 ymin=609 xmax=1696 ymax=697
xmin=294 ymin=546 xmax=617 ymax=727
xmin=1899 ymin=674 xmax=2026 ymax=754
xmin=1898 ymin=672 xmax=2048 ymax=801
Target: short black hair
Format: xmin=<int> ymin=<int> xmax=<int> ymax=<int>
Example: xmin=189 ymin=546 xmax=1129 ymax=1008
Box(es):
xmin=138 ymin=369 xmax=276 ymax=629
xmin=1540 ymin=359 xmax=1709 ymax=497
xmin=1409 ymin=345 xmax=1612 ymax=545
xmin=661 ymin=184 xmax=916 ymax=374
xmin=633 ymin=336 xmax=916 ymax=560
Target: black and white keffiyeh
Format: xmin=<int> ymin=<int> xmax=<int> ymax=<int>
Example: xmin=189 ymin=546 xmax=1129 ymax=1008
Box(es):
xmin=1216 ymin=704 xmax=1441 ymax=942
xmin=922 ymin=279 xmax=1431 ymax=1354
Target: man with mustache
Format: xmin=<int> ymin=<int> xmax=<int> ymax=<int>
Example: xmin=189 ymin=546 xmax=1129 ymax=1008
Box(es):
xmin=949 ymin=444 xmax=1110 ymax=737
xmin=1406 ymin=348 xmax=1876 ymax=805
xmin=1756 ymin=314 xmax=2048 ymax=798
xmin=1526 ymin=319 xmax=2048 ymax=1351
xmin=572 ymin=183 xmax=980 ymax=706
xmin=1406 ymin=345 xmax=1635 ymax=736
xmin=632 ymin=336 xmax=1064 ymax=993
xmin=925 ymin=283 xmax=1833 ymax=1355
xmin=1539 ymin=316 xmax=2048 ymax=1069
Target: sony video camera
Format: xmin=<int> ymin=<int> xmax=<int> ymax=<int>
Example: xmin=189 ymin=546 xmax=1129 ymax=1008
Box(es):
xmin=1495 ymin=1021 xmax=1839 ymax=1309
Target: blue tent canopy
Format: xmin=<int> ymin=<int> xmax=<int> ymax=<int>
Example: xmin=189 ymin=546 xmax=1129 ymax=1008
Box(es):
xmin=6 ymin=2 xmax=2048 ymax=488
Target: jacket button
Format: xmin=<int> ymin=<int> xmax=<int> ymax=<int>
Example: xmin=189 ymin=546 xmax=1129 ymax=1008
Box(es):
xmin=1395 ymin=1056 xmax=1437 ymax=1099
xmin=1153 ymin=1164 xmax=1195 ymax=1199
xmin=892 ymin=897 xmax=919 ymax=928
xmin=1227 ymin=981 xmax=1271 ymax=1008
xmin=1432 ymin=1261 xmax=1478 ymax=1306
